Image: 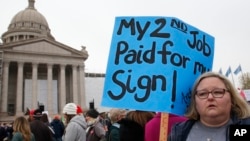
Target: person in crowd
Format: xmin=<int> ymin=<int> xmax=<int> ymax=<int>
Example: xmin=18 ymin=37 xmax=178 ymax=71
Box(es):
xmin=40 ymin=113 xmax=50 ymax=126
xmin=50 ymin=115 xmax=64 ymax=141
xmin=6 ymin=122 xmax=14 ymax=141
xmin=85 ymin=109 xmax=106 ymax=141
xmin=24 ymin=108 xmax=35 ymax=122
xmin=2 ymin=123 xmax=8 ymax=139
xmin=11 ymin=116 xmax=35 ymax=141
xmin=40 ymin=113 xmax=55 ymax=139
xmin=118 ymin=110 xmax=155 ymax=141
xmin=145 ymin=112 xmax=187 ymax=141
xmin=62 ymin=103 xmax=87 ymax=141
xmin=99 ymin=112 xmax=109 ymax=134
xmin=106 ymin=108 xmax=126 ymax=141
xmin=30 ymin=108 xmax=54 ymax=141
xmin=0 ymin=123 xmax=7 ymax=141
xmin=168 ymin=71 xmax=250 ymax=141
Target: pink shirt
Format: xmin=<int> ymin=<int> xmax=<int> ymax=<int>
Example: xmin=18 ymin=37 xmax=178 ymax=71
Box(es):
xmin=144 ymin=112 xmax=187 ymax=141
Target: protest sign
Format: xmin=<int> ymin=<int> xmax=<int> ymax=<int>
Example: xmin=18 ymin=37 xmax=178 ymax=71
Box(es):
xmin=101 ymin=16 xmax=214 ymax=115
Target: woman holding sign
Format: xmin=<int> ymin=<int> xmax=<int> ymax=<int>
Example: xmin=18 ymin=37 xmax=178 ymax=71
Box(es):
xmin=168 ymin=71 xmax=250 ymax=141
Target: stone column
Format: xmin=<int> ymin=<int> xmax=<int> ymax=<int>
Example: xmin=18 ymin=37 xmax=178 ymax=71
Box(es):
xmin=59 ymin=64 xmax=66 ymax=113
xmin=47 ymin=63 xmax=53 ymax=114
xmin=32 ymin=62 xmax=38 ymax=109
xmin=72 ymin=64 xmax=78 ymax=104
xmin=79 ymin=64 xmax=86 ymax=108
xmin=16 ymin=61 xmax=24 ymax=116
xmin=1 ymin=61 xmax=10 ymax=113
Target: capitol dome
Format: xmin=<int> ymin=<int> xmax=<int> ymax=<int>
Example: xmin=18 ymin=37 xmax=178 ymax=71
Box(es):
xmin=1 ymin=0 xmax=54 ymax=44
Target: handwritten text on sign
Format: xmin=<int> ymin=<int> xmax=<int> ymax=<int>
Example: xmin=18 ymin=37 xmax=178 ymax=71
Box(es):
xmin=101 ymin=17 xmax=214 ymax=115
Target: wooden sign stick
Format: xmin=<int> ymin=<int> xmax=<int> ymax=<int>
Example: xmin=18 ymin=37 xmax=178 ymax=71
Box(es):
xmin=159 ymin=112 xmax=169 ymax=141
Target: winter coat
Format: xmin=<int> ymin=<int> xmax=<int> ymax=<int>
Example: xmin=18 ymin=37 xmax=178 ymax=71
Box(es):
xmin=50 ymin=119 xmax=65 ymax=139
xmin=30 ymin=119 xmax=54 ymax=141
xmin=86 ymin=121 xmax=106 ymax=141
xmin=118 ymin=118 xmax=144 ymax=141
xmin=62 ymin=115 xmax=87 ymax=141
xmin=11 ymin=132 xmax=35 ymax=141
xmin=168 ymin=114 xmax=250 ymax=141
xmin=106 ymin=123 xmax=120 ymax=141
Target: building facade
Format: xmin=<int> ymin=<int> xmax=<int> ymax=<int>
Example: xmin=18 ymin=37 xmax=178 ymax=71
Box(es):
xmin=0 ymin=0 xmax=88 ymax=121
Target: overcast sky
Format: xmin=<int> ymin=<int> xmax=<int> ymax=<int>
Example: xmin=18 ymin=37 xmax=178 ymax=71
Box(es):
xmin=1 ymin=0 xmax=249 ymax=87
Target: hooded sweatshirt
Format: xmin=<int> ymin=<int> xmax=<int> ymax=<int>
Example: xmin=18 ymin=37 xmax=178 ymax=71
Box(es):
xmin=62 ymin=115 xmax=87 ymax=141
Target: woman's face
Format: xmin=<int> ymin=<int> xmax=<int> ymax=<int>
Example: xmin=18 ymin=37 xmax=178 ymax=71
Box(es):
xmin=195 ymin=77 xmax=231 ymax=119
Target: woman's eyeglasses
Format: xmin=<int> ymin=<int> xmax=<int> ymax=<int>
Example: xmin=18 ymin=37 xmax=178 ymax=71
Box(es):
xmin=196 ymin=88 xmax=228 ymax=99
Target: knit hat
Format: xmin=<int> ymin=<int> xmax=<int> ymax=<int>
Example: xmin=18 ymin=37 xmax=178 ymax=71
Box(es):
xmin=63 ymin=103 xmax=77 ymax=115
xmin=77 ymin=105 xmax=83 ymax=114
xmin=86 ymin=109 xmax=99 ymax=118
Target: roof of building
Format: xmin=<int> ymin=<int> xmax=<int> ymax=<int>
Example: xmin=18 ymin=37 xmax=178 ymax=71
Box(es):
xmin=1 ymin=0 xmax=54 ymax=44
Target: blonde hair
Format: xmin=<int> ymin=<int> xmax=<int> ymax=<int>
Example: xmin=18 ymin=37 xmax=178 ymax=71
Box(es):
xmin=186 ymin=71 xmax=250 ymax=120
xmin=109 ymin=108 xmax=126 ymax=123
xmin=13 ymin=116 xmax=33 ymax=141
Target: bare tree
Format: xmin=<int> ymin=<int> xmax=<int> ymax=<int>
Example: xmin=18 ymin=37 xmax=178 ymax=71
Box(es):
xmin=239 ymin=72 xmax=250 ymax=89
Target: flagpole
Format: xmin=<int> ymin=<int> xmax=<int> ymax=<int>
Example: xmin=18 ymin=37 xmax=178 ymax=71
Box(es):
xmin=226 ymin=66 xmax=235 ymax=86
xmin=240 ymin=66 xmax=245 ymax=88
xmin=231 ymin=72 xmax=235 ymax=86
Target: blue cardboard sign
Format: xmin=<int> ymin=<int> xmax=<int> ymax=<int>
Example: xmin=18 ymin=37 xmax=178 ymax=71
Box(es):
xmin=101 ymin=16 xmax=214 ymax=115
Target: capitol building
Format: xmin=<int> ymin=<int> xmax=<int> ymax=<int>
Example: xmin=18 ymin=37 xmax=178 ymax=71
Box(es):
xmin=0 ymin=0 xmax=107 ymax=121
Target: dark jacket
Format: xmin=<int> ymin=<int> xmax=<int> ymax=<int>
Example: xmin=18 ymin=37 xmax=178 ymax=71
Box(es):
xmin=30 ymin=120 xmax=54 ymax=141
xmin=0 ymin=126 xmax=7 ymax=141
xmin=50 ymin=119 xmax=65 ymax=139
xmin=168 ymin=114 xmax=250 ymax=141
xmin=118 ymin=118 xmax=144 ymax=141
xmin=106 ymin=123 xmax=120 ymax=141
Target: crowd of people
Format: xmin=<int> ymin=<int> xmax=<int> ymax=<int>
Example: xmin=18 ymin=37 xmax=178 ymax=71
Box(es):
xmin=1 ymin=71 xmax=250 ymax=141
